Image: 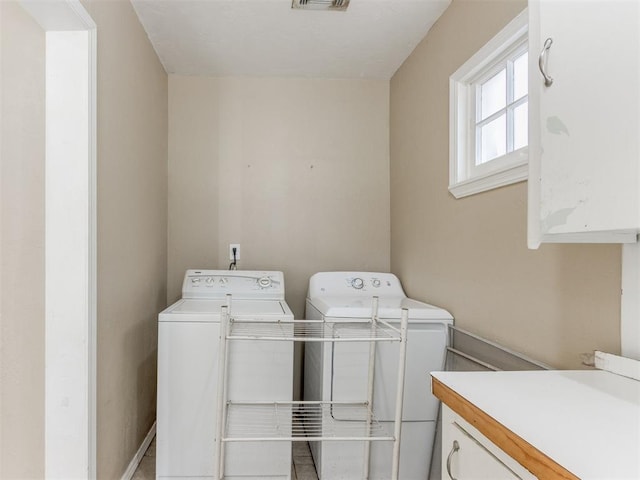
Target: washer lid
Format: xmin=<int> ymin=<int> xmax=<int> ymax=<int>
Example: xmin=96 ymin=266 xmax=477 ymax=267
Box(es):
xmin=309 ymin=296 xmax=453 ymax=321
xmin=160 ymin=299 xmax=293 ymax=320
xmin=164 ymin=299 xmax=227 ymax=314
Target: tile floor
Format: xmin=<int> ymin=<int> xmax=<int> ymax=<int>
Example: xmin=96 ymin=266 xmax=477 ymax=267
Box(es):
xmin=131 ymin=438 xmax=319 ymax=480
xmin=291 ymin=442 xmax=319 ymax=480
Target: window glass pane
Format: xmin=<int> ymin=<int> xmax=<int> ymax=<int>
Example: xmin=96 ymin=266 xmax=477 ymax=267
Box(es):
xmin=480 ymin=69 xmax=506 ymax=120
xmin=513 ymin=52 xmax=528 ymax=101
xmin=513 ymin=101 xmax=528 ymax=150
xmin=478 ymin=114 xmax=506 ymax=164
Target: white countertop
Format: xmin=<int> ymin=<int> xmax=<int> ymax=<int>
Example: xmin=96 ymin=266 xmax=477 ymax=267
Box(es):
xmin=431 ymin=370 xmax=640 ymax=480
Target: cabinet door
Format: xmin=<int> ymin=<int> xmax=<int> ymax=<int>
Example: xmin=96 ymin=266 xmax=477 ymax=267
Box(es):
xmin=528 ymin=0 xmax=640 ymax=248
xmin=443 ymin=427 xmax=522 ymax=480
xmin=441 ymin=407 xmax=537 ymax=480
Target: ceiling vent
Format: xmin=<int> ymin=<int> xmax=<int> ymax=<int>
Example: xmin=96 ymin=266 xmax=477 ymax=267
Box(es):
xmin=292 ymin=0 xmax=350 ymax=11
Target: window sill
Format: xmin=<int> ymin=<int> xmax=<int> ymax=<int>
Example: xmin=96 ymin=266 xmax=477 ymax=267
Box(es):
xmin=448 ymin=158 xmax=528 ymax=199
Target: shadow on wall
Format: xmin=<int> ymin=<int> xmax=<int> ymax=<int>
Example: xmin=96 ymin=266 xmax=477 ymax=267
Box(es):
xmin=118 ymin=316 xmax=158 ymax=467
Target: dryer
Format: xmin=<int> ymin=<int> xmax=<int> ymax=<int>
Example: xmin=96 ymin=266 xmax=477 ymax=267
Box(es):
xmin=157 ymin=270 xmax=294 ymax=479
xmin=303 ymin=272 xmax=453 ymax=480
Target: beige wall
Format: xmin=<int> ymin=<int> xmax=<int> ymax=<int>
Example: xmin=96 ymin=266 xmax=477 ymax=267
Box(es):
xmin=169 ymin=76 xmax=390 ymax=398
xmin=168 ymin=76 xmax=391 ymax=316
xmin=81 ymin=1 xmax=168 ymax=478
xmin=1 ymin=2 xmax=167 ymax=476
xmin=0 ymin=2 xmax=46 ymax=477
xmin=390 ymin=0 xmax=621 ymax=369
xmin=168 ymin=77 xmax=220 ymax=302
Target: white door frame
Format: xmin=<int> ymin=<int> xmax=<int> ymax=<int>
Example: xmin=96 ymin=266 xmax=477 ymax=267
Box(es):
xmin=19 ymin=1 xmax=97 ymax=477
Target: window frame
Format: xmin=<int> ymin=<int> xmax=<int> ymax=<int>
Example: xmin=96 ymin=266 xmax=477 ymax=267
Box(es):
xmin=449 ymin=10 xmax=528 ymax=199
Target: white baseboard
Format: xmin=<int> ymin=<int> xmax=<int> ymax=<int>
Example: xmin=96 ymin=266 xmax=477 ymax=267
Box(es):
xmin=121 ymin=421 xmax=156 ymax=480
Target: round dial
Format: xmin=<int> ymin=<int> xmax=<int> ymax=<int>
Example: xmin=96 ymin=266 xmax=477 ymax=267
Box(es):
xmin=372 ymin=278 xmax=381 ymax=288
xmin=351 ymin=277 xmax=364 ymax=289
xmin=258 ymin=276 xmax=272 ymax=288
xmin=206 ymin=277 xmax=214 ymax=284
xmin=191 ymin=277 xmax=201 ymax=284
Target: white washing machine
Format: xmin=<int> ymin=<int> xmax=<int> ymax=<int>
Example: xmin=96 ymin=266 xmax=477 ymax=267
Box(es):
xmin=303 ymin=272 xmax=453 ymax=480
xmin=157 ymin=270 xmax=294 ymax=479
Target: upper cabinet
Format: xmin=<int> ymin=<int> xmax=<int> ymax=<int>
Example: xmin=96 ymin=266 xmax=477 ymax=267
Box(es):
xmin=527 ymin=0 xmax=640 ymax=249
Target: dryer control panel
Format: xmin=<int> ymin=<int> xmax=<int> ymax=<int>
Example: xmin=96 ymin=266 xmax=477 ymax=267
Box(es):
xmin=182 ymin=270 xmax=285 ymax=300
xmin=308 ymin=271 xmax=405 ymax=297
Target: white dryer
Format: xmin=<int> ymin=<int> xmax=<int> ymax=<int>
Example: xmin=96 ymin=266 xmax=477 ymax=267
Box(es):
xmin=157 ymin=270 xmax=294 ymax=479
xmin=303 ymin=272 xmax=453 ymax=480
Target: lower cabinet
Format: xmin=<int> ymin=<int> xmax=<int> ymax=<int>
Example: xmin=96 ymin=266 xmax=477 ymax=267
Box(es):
xmin=441 ymin=406 xmax=536 ymax=480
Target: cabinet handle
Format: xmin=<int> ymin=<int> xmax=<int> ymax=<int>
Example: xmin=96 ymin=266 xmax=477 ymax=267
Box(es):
xmin=446 ymin=440 xmax=460 ymax=480
xmin=538 ymin=37 xmax=554 ymax=87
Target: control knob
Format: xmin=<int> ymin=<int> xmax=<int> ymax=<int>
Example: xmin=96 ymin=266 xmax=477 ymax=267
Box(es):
xmin=372 ymin=278 xmax=381 ymax=288
xmin=191 ymin=277 xmax=201 ymax=284
xmin=258 ymin=276 xmax=272 ymax=288
xmin=351 ymin=277 xmax=364 ymax=290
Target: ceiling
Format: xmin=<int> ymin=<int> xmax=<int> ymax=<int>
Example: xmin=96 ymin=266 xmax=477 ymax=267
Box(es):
xmin=130 ymin=0 xmax=451 ymax=79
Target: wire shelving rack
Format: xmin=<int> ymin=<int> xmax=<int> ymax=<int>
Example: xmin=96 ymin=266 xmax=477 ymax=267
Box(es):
xmin=214 ymin=296 xmax=409 ymax=480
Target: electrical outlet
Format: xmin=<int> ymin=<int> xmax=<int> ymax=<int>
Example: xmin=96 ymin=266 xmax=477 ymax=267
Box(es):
xmin=229 ymin=243 xmax=240 ymax=261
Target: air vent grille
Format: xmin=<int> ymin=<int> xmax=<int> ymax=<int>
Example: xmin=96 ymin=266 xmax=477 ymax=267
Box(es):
xmin=292 ymin=0 xmax=350 ymax=11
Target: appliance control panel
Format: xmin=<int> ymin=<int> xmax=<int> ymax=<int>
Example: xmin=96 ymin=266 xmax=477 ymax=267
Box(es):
xmin=182 ymin=269 xmax=285 ymax=300
xmin=308 ymin=272 xmax=406 ymax=297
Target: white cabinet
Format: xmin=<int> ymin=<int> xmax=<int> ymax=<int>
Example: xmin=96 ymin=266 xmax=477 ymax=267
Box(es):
xmin=441 ymin=406 xmax=536 ymax=480
xmin=527 ymin=0 xmax=640 ymax=248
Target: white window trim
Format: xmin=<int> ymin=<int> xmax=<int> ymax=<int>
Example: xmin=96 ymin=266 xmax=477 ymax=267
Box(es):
xmin=449 ymin=9 xmax=528 ymax=199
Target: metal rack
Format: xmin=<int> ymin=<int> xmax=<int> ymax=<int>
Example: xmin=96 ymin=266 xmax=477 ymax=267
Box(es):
xmin=224 ymin=401 xmax=392 ymax=441
xmin=214 ymin=297 xmax=409 ymax=480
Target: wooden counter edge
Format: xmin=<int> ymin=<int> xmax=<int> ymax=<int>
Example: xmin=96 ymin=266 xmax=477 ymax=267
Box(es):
xmin=431 ymin=375 xmax=579 ymax=480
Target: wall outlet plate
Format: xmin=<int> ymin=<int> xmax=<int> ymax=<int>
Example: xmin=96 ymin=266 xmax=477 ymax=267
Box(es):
xmin=229 ymin=243 xmax=240 ymax=260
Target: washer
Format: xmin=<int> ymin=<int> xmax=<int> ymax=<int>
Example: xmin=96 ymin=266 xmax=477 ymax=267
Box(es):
xmin=157 ymin=270 xmax=294 ymax=479
xmin=303 ymin=272 xmax=453 ymax=480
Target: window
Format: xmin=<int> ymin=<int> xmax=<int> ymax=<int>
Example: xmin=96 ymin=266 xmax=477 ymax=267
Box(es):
xmin=449 ymin=10 xmax=528 ymax=198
